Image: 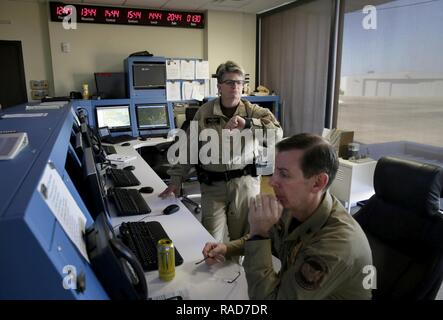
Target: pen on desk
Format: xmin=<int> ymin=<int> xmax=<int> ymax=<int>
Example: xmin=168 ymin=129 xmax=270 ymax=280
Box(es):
xmin=195 ymin=256 xmax=210 ymax=265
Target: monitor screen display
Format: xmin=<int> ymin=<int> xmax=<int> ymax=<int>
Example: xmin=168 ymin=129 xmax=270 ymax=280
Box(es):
xmin=136 ymin=105 xmax=169 ymax=129
xmin=96 ymin=105 xmax=131 ymax=130
xmin=98 ymin=126 xmax=111 ymax=138
xmin=132 ymin=63 xmax=166 ymax=89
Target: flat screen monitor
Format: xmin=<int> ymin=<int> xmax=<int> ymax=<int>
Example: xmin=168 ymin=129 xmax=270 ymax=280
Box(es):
xmin=71 ymin=108 xmax=81 ymax=128
xmin=98 ymin=126 xmax=111 ymax=139
xmin=132 ymin=63 xmax=166 ymax=89
xmin=96 ymin=105 xmax=131 ymax=131
xmin=82 ymin=146 xmax=108 ymax=220
xmin=136 ymin=104 xmax=169 ymax=129
xmin=94 ymin=72 xmax=127 ymax=99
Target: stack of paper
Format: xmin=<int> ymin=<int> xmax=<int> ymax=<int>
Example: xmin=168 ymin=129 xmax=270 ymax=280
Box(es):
xmin=26 ymin=101 xmax=68 ymax=110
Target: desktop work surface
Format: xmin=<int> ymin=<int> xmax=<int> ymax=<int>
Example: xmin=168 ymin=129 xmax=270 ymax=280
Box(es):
xmin=0 ymin=103 xmax=248 ymax=300
xmin=109 ymin=140 xmax=249 ymax=300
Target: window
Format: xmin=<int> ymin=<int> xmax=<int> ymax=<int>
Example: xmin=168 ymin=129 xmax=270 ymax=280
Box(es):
xmin=336 ymin=0 xmax=443 ymax=148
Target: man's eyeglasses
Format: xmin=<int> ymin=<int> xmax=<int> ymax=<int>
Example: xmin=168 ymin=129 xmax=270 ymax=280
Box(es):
xmin=221 ymin=80 xmax=245 ymax=86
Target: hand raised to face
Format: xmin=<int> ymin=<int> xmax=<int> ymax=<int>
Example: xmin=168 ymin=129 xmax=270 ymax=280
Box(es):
xmin=248 ymin=194 xmax=283 ymax=237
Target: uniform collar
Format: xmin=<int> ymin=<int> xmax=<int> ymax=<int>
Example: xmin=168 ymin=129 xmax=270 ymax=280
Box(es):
xmin=213 ymin=98 xmax=249 ymax=118
xmin=284 ymin=191 xmax=334 ymax=243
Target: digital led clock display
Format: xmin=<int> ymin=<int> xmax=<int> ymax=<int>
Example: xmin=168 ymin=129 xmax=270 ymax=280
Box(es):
xmin=49 ymin=2 xmax=205 ymax=29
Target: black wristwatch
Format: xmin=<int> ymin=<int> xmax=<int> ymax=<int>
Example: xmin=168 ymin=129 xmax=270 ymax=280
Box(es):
xmin=243 ymin=117 xmax=252 ymax=129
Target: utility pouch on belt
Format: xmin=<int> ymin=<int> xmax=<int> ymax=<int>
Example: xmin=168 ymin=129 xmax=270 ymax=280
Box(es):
xmin=196 ymin=164 xmax=258 ymax=185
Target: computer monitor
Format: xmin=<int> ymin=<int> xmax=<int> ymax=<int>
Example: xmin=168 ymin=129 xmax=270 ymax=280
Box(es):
xmin=132 ymin=63 xmax=166 ymax=89
xmin=136 ymin=104 xmax=169 ymax=130
xmin=94 ymin=72 xmax=127 ymax=99
xmin=82 ymin=146 xmax=108 ymax=220
xmin=96 ymin=105 xmax=131 ymax=131
xmin=71 ymin=108 xmax=81 ymax=128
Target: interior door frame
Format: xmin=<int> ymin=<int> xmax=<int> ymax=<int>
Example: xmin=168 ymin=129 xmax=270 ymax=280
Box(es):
xmin=0 ymin=40 xmax=28 ymax=108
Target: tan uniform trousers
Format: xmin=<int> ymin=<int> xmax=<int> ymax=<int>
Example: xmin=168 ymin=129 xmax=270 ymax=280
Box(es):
xmin=200 ymin=175 xmax=260 ymax=243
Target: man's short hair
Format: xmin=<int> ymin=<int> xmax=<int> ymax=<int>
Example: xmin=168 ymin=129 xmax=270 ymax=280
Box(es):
xmin=276 ymin=133 xmax=339 ymax=190
xmin=216 ymin=61 xmax=245 ymax=83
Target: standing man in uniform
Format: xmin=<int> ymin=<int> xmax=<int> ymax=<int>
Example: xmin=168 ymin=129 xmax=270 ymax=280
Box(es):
xmin=202 ymin=133 xmax=373 ymax=299
xmin=159 ymin=61 xmax=282 ymax=242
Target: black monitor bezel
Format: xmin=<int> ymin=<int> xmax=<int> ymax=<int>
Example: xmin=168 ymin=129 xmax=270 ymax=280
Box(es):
xmin=94 ymin=72 xmax=127 ymax=99
xmin=132 ymin=62 xmax=166 ymax=89
xmin=95 ymin=105 xmax=132 ymax=132
xmin=136 ymin=104 xmax=170 ymax=130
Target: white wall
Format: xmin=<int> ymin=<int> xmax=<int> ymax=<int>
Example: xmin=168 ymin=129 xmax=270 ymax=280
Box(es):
xmin=0 ymin=1 xmax=54 ymax=100
xmin=48 ymin=21 xmax=205 ymax=96
xmin=1 ymin=2 xmax=256 ymax=98
xmin=206 ymin=11 xmax=256 ymax=91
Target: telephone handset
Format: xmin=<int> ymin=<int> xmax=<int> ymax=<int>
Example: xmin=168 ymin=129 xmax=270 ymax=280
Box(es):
xmin=85 ymin=213 xmax=148 ymax=300
xmin=109 ymin=238 xmax=147 ymax=299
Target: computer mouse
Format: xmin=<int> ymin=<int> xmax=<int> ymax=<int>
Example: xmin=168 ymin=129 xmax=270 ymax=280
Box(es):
xmin=139 ymin=186 xmax=154 ymax=194
xmin=163 ymin=204 xmax=180 ymax=215
xmin=124 ymin=165 xmax=135 ymax=171
xmin=121 ymin=142 xmax=131 ymax=146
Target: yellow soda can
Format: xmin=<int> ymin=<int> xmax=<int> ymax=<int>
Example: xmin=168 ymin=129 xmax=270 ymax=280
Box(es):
xmin=157 ymin=238 xmax=175 ymax=281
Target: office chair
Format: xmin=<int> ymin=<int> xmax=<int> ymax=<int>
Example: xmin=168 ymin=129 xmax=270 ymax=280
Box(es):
xmin=141 ymin=106 xmax=201 ymax=214
xmin=353 ymin=156 xmax=443 ymax=300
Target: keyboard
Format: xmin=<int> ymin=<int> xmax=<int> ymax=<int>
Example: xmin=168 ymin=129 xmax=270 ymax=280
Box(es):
xmin=101 ymin=135 xmax=134 ymax=144
xmin=119 ymin=221 xmax=184 ymax=271
xmin=108 ymin=168 xmax=140 ymax=187
xmin=102 ymin=145 xmax=116 ymax=154
xmin=111 ymin=188 xmax=151 ymax=216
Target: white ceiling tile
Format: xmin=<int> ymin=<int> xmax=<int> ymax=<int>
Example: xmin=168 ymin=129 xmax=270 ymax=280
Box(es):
xmin=241 ymin=0 xmax=296 ymax=14
xmin=124 ymin=0 xmax=169 ymax=9
xmin=206 ymin=0 xmax=254 ymax=9
xmin=82 ymin=0 xmax=126 ymax=5
xmin=161 ymin=0 xmax=209 ymax=11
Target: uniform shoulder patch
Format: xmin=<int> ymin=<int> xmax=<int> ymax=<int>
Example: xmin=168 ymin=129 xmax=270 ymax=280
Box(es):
xmin=295 ymin=256 xmax=329 ymax=290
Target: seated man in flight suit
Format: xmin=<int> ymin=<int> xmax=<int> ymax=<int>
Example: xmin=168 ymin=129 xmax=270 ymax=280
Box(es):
xmin=202 ymin=133 xmax=373 ymax=299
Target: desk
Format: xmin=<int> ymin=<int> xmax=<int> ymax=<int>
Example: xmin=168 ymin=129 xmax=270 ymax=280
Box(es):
xmin=329 ymin=158 xmax=377 ymax=213
xmin=0 ymin=102 xmax=248 ymax=299
xmin=107 ymin=139 xmax=249 ymax=299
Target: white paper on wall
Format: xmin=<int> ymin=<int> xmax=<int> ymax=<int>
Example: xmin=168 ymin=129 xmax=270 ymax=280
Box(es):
xmin=166 ymin=59 xmax=181 ymax=79
xmin=195 ymin=60 xmax=210 ymax=79
xmin=166 ymin=81 xmax=182 ymax=101
xmin=180 ymin=60 xmax=195 ymax=80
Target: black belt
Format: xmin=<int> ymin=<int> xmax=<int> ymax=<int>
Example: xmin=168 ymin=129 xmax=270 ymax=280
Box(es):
xmin=197 ymin=164 xmax=257 ymax=185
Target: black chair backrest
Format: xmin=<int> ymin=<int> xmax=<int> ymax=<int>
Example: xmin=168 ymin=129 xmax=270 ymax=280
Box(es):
xmin=354 ymin=156 xmax=443 ymax=300
xmin=181 ymin=106 xmax=199 ymax=132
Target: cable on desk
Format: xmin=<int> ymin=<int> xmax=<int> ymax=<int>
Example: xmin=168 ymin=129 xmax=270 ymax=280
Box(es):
xmin=112 ymin=214 xmax=151 ymax=231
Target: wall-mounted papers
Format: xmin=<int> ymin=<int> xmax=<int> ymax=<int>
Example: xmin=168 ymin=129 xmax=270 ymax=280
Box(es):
xmin=180 ymin=60 xmax=195 ymax=80
xmin=195 ymin=60 xmax=210 ymax=79
xmin=38 ymin=162 xmax=89 ymax=262
xmin=166 ymin=59 xmax=181 ymax=80
xmin=191 ymin=81 xmax=205 ymax=101
xmin=166 ymin=81 xmax=182 ymax=101
xmin=182 ymin=81 xmax=194 ymax=100
xmin=209 ymin=78 xmax=219 ymax=97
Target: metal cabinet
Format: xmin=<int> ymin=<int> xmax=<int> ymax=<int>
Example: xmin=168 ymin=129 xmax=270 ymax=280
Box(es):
xmin=330 ymin=158 xmax=377 ymax=213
